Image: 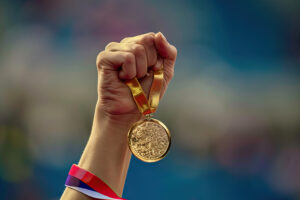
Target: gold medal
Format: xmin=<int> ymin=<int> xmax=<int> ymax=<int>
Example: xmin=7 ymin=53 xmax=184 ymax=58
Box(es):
xmin=126 ymin=68 xmax=171 ymax=162
xmin=128 ymin=117 xmax=171 ymax=162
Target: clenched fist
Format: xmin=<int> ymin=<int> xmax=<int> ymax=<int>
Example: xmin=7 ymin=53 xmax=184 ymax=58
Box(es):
xmin=96 ymin=32 xmax=177 ymax=123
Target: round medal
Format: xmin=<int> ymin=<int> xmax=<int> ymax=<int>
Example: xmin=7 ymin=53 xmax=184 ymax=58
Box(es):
xmin=128 ymin=118 xmax=171 ymax=162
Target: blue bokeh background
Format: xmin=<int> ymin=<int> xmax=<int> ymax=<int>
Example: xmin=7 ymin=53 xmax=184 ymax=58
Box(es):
xmin=0 ymin=0 xmax=299 ymax=199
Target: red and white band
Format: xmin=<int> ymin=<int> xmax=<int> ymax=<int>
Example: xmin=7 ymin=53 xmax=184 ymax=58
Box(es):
xmin=65 ymin=164 xmax=126 ymax=200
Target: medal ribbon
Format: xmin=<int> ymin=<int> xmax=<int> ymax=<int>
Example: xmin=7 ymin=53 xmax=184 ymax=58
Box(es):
xmin=125 ymin=68 xmax=164 ymax=115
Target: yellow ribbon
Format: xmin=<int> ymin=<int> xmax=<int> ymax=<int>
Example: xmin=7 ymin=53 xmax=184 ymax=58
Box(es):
xmin=125 ymin=68 xmax=164 ymax=115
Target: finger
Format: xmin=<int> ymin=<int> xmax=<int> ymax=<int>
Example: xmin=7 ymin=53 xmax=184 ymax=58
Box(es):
xmin=154 ymin=32 xmax=177 ymax=83
xmin=154 ymin=32 xmax=177 ymax=61
xmin=153 ymin=56 xmax=163 ymax=71
xmin=96 ymin=51 xmax=136 ymax=79
xmin=121 ymin=32 xmax=157 ymax=67
xmin=105 ymin=42 xmax=147 ymax=79
xmin=120 ymin=32 xmax=155 ymax=43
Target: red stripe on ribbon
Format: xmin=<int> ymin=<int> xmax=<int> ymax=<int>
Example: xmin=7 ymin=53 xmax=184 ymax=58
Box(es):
xmin=69 ymin=164 xmax=126 ymax=200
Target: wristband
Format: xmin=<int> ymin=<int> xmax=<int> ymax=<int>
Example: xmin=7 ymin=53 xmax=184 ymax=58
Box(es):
xmin=65 ymin=164 xmax=126 ymax=200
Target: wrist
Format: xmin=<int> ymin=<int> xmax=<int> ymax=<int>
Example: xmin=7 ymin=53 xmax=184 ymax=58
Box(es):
xmin=94 ymin=102 xmax=143 ymax=128
xmin=77 ymin=104 xmax=137 ymax=196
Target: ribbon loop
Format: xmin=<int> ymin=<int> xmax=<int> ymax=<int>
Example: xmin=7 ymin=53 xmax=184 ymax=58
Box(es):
xmin=126 ymin=67 xmax=164 ymax=115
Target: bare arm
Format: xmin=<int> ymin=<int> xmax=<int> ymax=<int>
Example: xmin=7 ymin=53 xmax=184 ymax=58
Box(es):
xmin=61 ymin=32 xmax=177 ymax=199
xmin=61 ymin=109 xmax=135 ymax=199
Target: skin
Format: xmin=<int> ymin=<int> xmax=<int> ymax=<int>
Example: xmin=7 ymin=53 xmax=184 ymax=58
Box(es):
xmin=61 ymin=32 xmax=177 ymax=199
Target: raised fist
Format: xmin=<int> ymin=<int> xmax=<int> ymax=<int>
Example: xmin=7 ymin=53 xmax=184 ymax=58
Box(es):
xmin=96 ymin=32 xmax=177 ymax=122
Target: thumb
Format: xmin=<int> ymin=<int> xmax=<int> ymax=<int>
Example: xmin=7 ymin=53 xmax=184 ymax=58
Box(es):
xmin=154 ymin=32 xmax=177 ymax=83
xmin=154 ymin=32 xmax=177 ymax=61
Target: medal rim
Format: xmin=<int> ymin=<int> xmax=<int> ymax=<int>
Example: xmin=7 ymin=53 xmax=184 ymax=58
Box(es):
xmin=127 ymin=118 xmax=171 ymax=163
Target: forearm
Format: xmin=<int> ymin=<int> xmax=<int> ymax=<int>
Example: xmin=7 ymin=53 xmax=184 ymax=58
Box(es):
xmin=61 ymin=105 xmax=140 ymax=199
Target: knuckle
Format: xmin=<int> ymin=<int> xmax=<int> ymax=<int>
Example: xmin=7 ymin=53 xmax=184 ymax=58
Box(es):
xmin=96 ymin=51 xmax=106 ymax=69
xmin=132 ymin=44 xmax=145 ymax=55
xmin=121 ymin=37 xmax=130 ymax=43
xmin=146 ymin=32 xmax=155 ymax=37
xmin=105 ymin=42 xmax=117 ymax=50
xmin=124 ymin=53 xmax=135 ymax=63
xmin=142 ymin=34 xmax=154 ymax=45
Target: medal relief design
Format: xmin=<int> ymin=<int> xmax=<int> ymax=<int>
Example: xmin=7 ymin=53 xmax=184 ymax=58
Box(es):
xmin=128 ymin=119 xmax=171 ymax=162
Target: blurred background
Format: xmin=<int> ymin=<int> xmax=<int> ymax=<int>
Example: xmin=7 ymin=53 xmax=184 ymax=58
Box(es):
xmin=0 ymin=0 xmax=300 ymax=199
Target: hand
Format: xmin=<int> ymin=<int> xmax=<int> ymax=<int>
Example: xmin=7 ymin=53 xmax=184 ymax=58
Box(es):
xmin=96 ymin=32 xmax=177 ymax=123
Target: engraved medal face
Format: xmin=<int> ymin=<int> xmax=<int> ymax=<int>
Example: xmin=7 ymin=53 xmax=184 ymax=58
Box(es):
xmin=128 ymin=118 xmax=171 ymax=162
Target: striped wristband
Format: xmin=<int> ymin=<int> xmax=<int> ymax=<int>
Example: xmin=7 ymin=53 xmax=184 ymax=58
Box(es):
xmin=65 ymin=164 xmax=126 ymax=200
